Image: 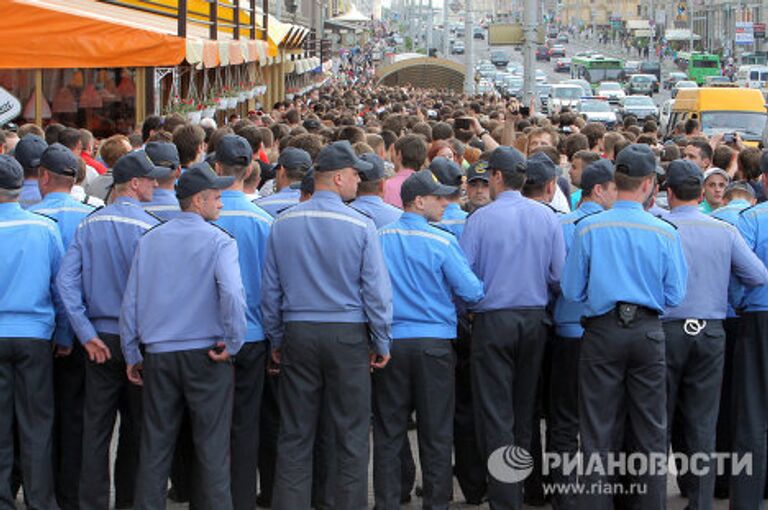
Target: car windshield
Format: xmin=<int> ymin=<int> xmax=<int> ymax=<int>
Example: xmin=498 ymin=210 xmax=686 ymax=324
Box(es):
xmin=584 ymin=68 xmax=624 ymax=83
xmin=701 ymin=112 xmax=767 ymax=138
xmin=537 ymin=85 xmax=551 ymax=95
xmin=625 ymin=97 xmax=654 ymax=106
xmin=600 ymin=82 xmax=621 ymax=90
xmin=677 ymin=81 xmax=697 ymax=88
xmin=553 ymin=87 xmax=582 ymax=99
xmin=491 ymin=51 xmax=507 ymax=59
xmin=581 ymin=101 xmax=611 ymax=112
xmin=632 ymin=75 xmax=652 ymax=82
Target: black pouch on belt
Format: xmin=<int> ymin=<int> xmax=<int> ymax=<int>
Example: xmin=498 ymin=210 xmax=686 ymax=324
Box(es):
xmin=617 ymin=303 xmax=638 ymax=328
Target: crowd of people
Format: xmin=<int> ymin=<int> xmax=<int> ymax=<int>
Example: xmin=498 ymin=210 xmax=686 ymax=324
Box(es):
xmin=2 ymin=78 xmax=768 ymax=510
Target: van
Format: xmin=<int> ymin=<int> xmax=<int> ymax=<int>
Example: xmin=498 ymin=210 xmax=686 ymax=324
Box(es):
xmin=735 ymin=65 xmax=768 ymax=91
xmin=665 ymin=88 xmax=767 ymax=147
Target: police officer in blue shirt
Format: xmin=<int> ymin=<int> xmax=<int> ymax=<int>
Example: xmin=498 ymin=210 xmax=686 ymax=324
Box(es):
xmin=0 ymin=154 xmax=65 ymax=510
xmin=211 ymin=135 xmax=274 ymax=510
xmin=28 ymin=143 xmax=95 ymax=509
xmin=732 ymin=150 xmax=768 ymax=509
xmin=121 ymin=162 xmax=245 ymax=510
xmin=550 ymin=158 xmax=616 ymax=510
xmin=349 ymin=152 xmax=402 ymax=228
xmin=57 ymin=150 xmax=170 ymax=510
xmin=253 ymin=147 xmax=311 ymax=217
xmin=562 ymin=144 xmax=688 ymax=510
xmin=522 ymin=151 xmax=562 ymax=207
xmin=374 ymin=169 xmax=484 ymax=509
xmin=661 ymin=159 xmax=768 ymax=510
xmin=143 ymin=141 xmax=182 ymax=220
xmin=261 ymin=140 xmax=392 ymax=510
xmin=429 ymin=156 xmax=468 ymax=238
xmin=459 ymin=146 xmax=566 ymax=510
xmin=13 ymin=134 xmax=47 ymax=209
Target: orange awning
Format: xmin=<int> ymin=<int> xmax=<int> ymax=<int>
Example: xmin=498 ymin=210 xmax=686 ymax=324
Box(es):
xmin=0 ymin=0 xmax=187 ymax=68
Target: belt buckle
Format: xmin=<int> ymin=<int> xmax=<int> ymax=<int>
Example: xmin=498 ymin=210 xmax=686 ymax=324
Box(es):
xmin=683 ymin=319 xmax=707 ymax=336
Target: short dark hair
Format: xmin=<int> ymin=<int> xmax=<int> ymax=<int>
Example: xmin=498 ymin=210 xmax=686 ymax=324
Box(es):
xmin=614 ymin=172 xmax=651 ymax=192
xmin=337 ymin=126 xmax=366 ymax=144
xmin=712 ymin=145 xmax=734 ymax=171
xmin=432 ymin=122 xmax=454 ymax=141
xmin=739 ymin=147 xmax=763 ymax=180
xmin=573 ymin=150 xmax=600 ymax=167
xmin=288 ymin=133 xmax=323 ymax=161
xmin=669 ymin=180 xmax=703 ymax=201
xmin=564 ymin=133 xmax=589 ymax=162
xmin=580 ymin=123 xmax=606 ymax=151
xmin=238 ymin=126 xmax=264 ymax=154
xmin=530 ymin=145 xmax=560 ymax=165
xmin=411 ymin=122 xmax=432 ymax=142
xmin=684 ymin=119 xmax=700 ymax=135
xmin=394 ymin=134 xmax=427 ymax=170
xmin=173 ymin=125 xmax=206 ymax=166
xmin=686 ymin=140 xmax=713 ymax=162
xmin=44 ymin=123 xmax=66 ymax=145
xmin=142 ymin=115 xmax=164 ymax=142
xmin=59 ymin=128 xmax=82 ymax=151
xmin=493 ymin=169 xmax=526 ymax=190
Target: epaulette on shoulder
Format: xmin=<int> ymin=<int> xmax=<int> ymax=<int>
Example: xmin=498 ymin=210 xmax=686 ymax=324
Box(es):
xmin=141 ymin=221 xmax=168 ymax=236
xmin=430 ymin=223 xmax=457 ymax=238
xmin=573 ymin=211 xmax=600 ymax=225
xmin=87 ymin=206 xmax=104 ymax=217
xmin=347 ymin=205 xmax=373 ymax=220
xmin=210 ymin=222 xmax=235 ymax=239
xmin=709 ymin=214 xmax=733 ymax=226
xmin=32 ymin=211 xmax=57 ymax=223
xmin=657 ymin=217 xmax=678 ymax=230
xmin=275 ymin=205 xmax=296 ymax=216
xmin=739 ymin=204 xmax=758 ymax=215
xmin=143 ymin=209 xmax=164 ymax=222
xmin=541 ymin=202 xmax=561 ymax=215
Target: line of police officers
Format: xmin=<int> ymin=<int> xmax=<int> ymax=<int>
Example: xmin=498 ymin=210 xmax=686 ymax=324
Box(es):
xmin=4 ymin=131 xmax=768 ymax=510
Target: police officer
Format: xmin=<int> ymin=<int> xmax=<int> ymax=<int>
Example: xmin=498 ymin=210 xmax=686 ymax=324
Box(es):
xmin=13 ymin=134 xmax=47 ymax=209
xmin=463 ymin=160 xmax=491 ymax=214
xmin=261 ymin=140 xmax=392 ymax=510
xmin=662 ymin=159 xmax=768 ymax=510
xmin=550 ymin=159 xmax=616 ymax=510
xmin=143 ymin=141 xmax=182 ymax=219
xmin=459 ymin=146 xmax=566 ymax=510
xmin=28 ymin=143 xmax=95 ymax=510
xmin=211 ymin=135 xmax=274 ymax=510
xmin=254 ymin=147 xmax=311 ymax=217
xmin=0 ymin=154 xmax=64 ymax=510
xmin=562 ymin=144 xmax=688 ymax=510
xmin=732 ymin=150 xmax=768 ymax=509
xmin=349 ymin=152 xmax=402 ymax=228
xmin=121 ymin=162 xmax=245 ymax=510
xmin=57 ymin=151 xmax=170 ymax=510
xmin=374 ymin=169 xmax=484 ymax=509
xmin=429 ymin=156 xmax=468 ymax=238
xmin=522 ymin=151 xmax=561 ymax=205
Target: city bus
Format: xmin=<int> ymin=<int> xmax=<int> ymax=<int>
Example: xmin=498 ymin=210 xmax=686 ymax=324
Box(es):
xmin=570 ymin=56 xmax=625 ymax=91
xmin=676 ymin=52 xmax=722 ymax=85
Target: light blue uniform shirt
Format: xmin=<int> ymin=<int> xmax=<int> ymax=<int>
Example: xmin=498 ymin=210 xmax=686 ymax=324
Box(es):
xmin=57 ymin=197 xmax=161 ymax=344
xmin=214 ymin=190 xmax=273 ymax=342
xmin=349 ymin=195 xmax=402 ymax=228
xmin=459 ymin=190 xmax=566 ymax=312
xmin=143 ymin=188 xmax=182 ymax=220
xmin=29 ymin=192 xmax=94 ymax=249
xmin=713 ymin=199 xmax=754 ymax=315
xmin=663 ymin=205 xmax=768 ymax=321
xmin=562 ymin=200 xmax=688 ymax=316
xmin=261 ymin=190 xmax=393 ymax=355
xmin=553 ymin=201 xmax=603 ymax=337
xmin=434 ymin=202 xmax=468 ymax=239
xmin=0 ymin=202 xmax=67 ymax=345
xmin=19 ymin=179 xmax=42 ymax=209
xmin=737 ymin=202 xmax=768 ymax=312
xmin=254 ymin=187 xmax=301 ymax=217
xmin=120 ymin=213 xmax=247 ymax=366
xmin=379 ymin=213 xmax=484 ymax=339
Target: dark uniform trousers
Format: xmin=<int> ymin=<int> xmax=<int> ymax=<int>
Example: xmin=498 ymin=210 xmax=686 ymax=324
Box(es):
xmin=78 ymin=332 xmax=142 ymax=510
xmin=714 ymin=316 xmax=741 ymax=497
xmin=53 ymin=340 xmax=86 ymax=510
xmin=373 ymin=338 xmax=455 ymax=510
xmin=134 ymin=348 xmax=235 ymax=510
xmin=453 ymin=317 xmax=487 ymax=504
xmin=231 ymin=341 xmax=268 ymax=510
xmin=548 ymin=335 xmax=581 ymax=510
xmin=258 ymin=373 xmax=280 ymax=505
xmin=0 ymin=338 xmax=56 ymax=510
xmin=663 ymin=319 xmax=725 ymax=510
xmin=730 ymin=311 xmax=768 ymax=510
xmin=578 ymin=310 xmax=667 ymax=510
xmin=471 ymin=308 xmax=549 ymax=510
xmin=272 ymin=322 xmax=371 ymax=510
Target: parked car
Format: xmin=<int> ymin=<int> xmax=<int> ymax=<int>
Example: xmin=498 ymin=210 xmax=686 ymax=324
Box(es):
xmin=671 ymin=80 xmax=698 ymax=98
xmin=580 ymin=99 xmax=618 ymax=126
xmin=640 ymin=61 xmax=661 ymax=89
xmin=664 ymin=71 xmax=687 ymax=90
xmin=536 ymin=46 xmax=551 ymax=61
xmin=557 ymin=33 xmax=569 ymax=43
xmin=452 ymin=40 xmax=465 ymax=54
xmin=549 ymin=84 xmax=584 ymax=112
xmin=549 ymin=45 xmax=567 ymax=58
xmin=554 ymin=58 xmax=572 ymax=72
xmin=473 ymin=27 xmax=485 ymax=39
xmin=490 ymin=50 xmax=510 ymax=67
xmin=618 ymin=95 xmax=659 ymax=120
xmin=596 ymin=81 xmax=626 ymax=103
xmin=625 ymin=74 xmax=656 ymax=96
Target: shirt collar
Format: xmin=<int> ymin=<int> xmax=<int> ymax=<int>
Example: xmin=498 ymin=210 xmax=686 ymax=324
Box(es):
xmin=176 ymin=211 xmax=206 ymax=223
xmin=311 ymin=190 xmax=342 ymax=203
xmin=113 ymin=196 xmax=142 ymax=207
xmin=613 ymin=200 xmax=644 ymax=211
xmin=578 ymin=201 xmax=604 ymax=214
xmin=355 ymin=195 xmax=384 ymax=205
xmin=446 ymin=202 xmax=461 ymax=212
xmin=671 ymin=204 xmax=700 ymax=215
xmin=23 ymin=179 xmax=37 ymax=187
xmin=400 ymin=211 xmax=429 ymax=225
xmin=497 ymin=190 xmax=523 ymax=201
xmin=43 ymin=191 xmax=71 ymax=201
xmin=154 ymin=188 xmax=176 ymax=199
xmin=221 ymin=190 xmax=245 ymax=199
xmin=0 ymin=202 xmax=22 ymax=213
xmin=727 ymin=199 xmax=751 ymax=209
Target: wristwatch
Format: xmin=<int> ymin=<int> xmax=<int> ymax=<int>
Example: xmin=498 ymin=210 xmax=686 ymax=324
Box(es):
xmin=478 ymin=130 xmax=489 ymax=137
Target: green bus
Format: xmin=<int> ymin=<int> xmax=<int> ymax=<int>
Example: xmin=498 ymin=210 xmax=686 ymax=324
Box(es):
xmin=570 ymin=56 xmax=625 ymax=90
xmin=676 ymin=52 xmax=722 ymax=85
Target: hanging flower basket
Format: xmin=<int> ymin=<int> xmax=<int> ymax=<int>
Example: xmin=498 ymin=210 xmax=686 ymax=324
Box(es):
xmin=202 ymin=107 xmax=216 ymax=119
xmin=186 ymin=110 xmax=202 ymax=124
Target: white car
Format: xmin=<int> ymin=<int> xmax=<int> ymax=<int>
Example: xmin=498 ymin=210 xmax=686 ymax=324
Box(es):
xmin=579 ymin=99 xmax=618 ymax=126
xmin=536 ymin=69 xmax=547 ymax=83
xmin=549 ymin=85 xmax=584 ymax=112
xmin=476 ymin=80 xmax=495 ymax=94
xmin=597 ymin=81 xmax=626 ymax=103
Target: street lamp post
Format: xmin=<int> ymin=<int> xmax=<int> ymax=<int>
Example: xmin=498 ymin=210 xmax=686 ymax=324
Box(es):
xmin=464 ymin=0 xmax=475 ymax=95
xmin=523 ymin=0 xmax=537 ymax=104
